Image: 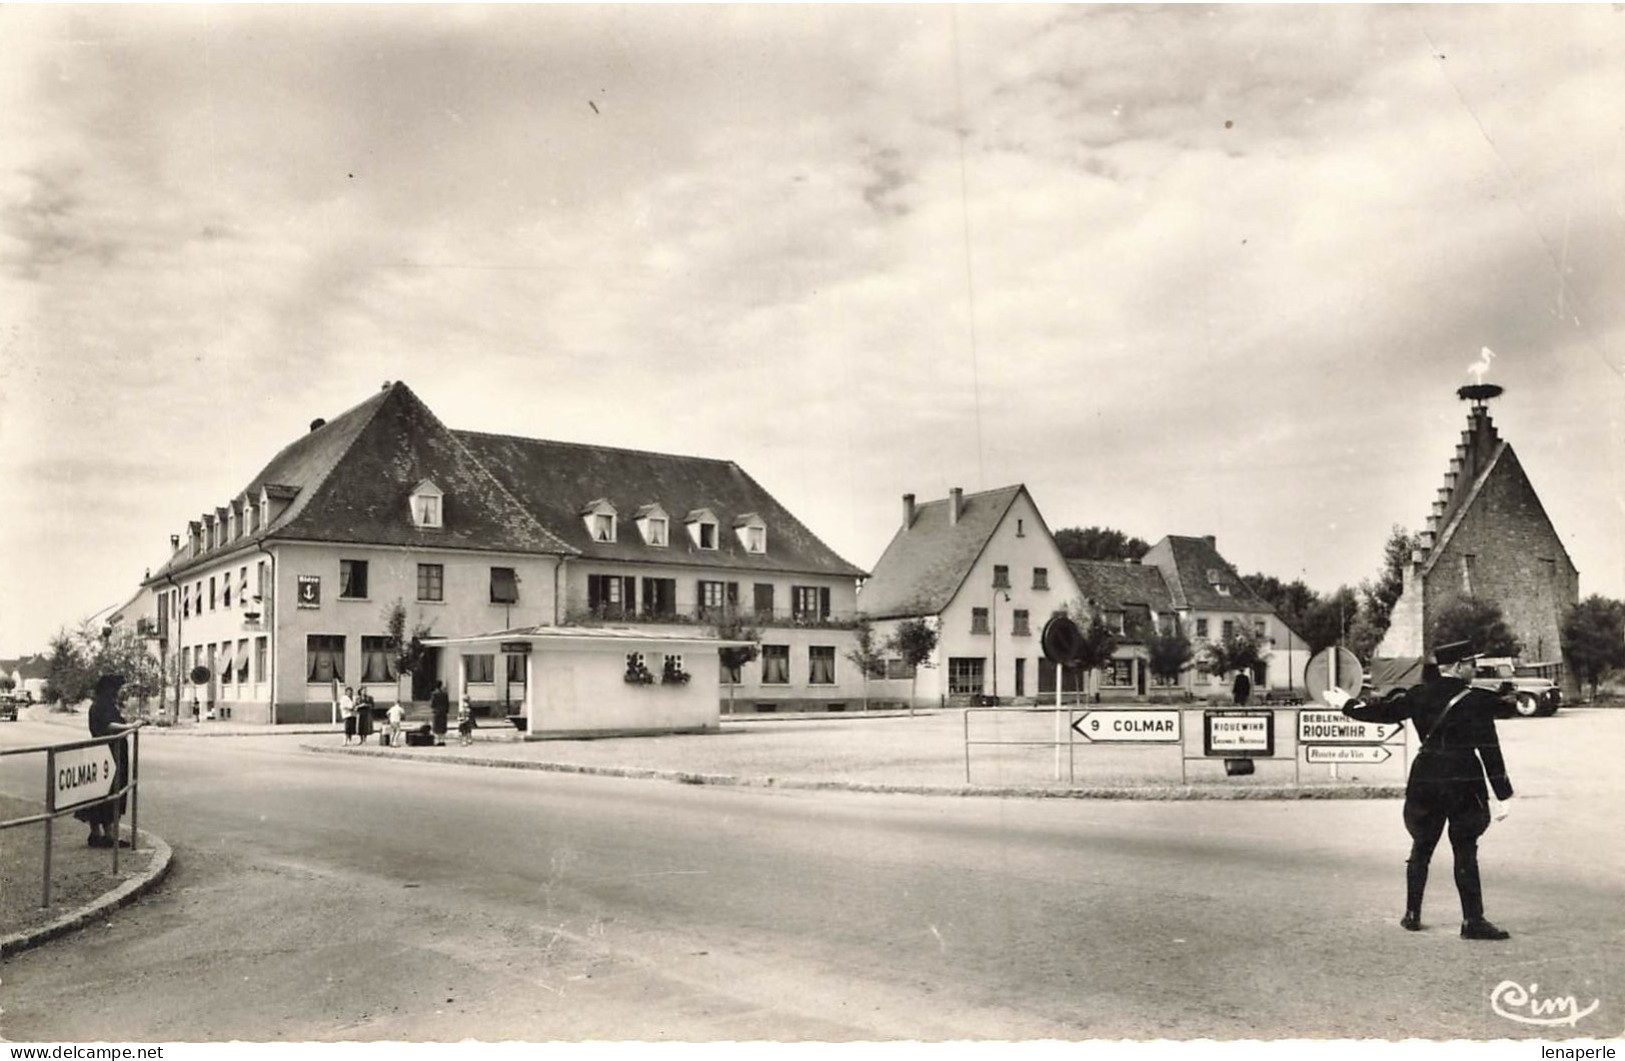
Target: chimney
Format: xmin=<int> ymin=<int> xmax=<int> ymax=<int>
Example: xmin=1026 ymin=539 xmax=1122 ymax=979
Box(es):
xmin=949 ymin=487 xmax=963 ymax=525
xmin=170 ymin=534 xmax=180 ymax=551
xmin=310 ymin=418 xmax=327 ymax=432
xmin=1204 ymin=535 xmax=1216 ymax=548
xmin=902 ymin=493 xmax=917 ymax=531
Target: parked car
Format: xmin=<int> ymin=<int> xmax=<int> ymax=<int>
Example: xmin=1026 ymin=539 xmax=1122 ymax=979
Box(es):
xmin=0 ymin=697 xmax=19 ymax=722
xmin=1472 ymin=658 xmax=1561 ymax=718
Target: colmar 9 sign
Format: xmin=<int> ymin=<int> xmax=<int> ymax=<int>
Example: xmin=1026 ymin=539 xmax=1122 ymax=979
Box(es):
xmin=52 ymin=743 xmax=118 ymax=811
xmin=1071 ymin=710 xmax=1182 ymax=743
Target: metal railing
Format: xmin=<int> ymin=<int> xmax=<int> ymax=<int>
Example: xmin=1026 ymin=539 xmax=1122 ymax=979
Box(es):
xmin=963 ymin=702 xmax=1090 ymax=785
xmin=0 ymin=729 xmax=141 ymax=909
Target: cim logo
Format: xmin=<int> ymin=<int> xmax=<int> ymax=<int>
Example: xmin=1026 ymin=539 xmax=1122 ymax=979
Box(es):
xmin=1491 ymin=981 xmax=1600 ymax=1028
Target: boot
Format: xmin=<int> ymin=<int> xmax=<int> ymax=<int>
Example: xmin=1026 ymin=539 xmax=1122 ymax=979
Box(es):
xmin=1461 ymin=918 xmax=1511 ymax=940
xmin=1454 ymin=847 xmax=1509 ymax=939
xmin=1401 ymin=858 xmax=1428 ymax=931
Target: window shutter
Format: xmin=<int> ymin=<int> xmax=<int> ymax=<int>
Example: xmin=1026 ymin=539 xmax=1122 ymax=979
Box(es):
xmin=819 ymin=587 xmax=831 ymax=619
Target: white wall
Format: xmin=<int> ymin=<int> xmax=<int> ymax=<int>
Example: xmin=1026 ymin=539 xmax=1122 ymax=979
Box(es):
xmin=934 ymin=492 xmax=1081 ymax=702
xmin=520 ymin=641 xmax=721 ymax=736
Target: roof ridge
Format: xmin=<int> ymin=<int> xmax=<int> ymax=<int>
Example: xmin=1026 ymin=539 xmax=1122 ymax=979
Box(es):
xmin=453 ymin=428 xmax=738 ymax=468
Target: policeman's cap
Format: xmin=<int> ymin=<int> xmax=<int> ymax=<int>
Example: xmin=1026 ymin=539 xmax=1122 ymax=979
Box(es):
xmin=1432 ymin=641 xmax=1482 ymax=667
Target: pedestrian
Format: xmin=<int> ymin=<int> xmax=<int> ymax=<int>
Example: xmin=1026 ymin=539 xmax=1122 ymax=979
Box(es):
xmin=1323 ymin=640 xmax=1515 ymax=940
xmin=456 ymin=694 xmax=474 ymax=746
xmin=356 ymin=690 xmax=375 ymax=744
xmin=340 ymin=686 xmax=357 ymax=745
xmin=386 ymin=698 xmax=405 ymax=748
xmin=74 ymin=674 xmax=145 ymax=848
xmin=430 ymin=680 xmax=451 ymax=747
xmin=1231 ymin=671 xmax=1252 ymax=707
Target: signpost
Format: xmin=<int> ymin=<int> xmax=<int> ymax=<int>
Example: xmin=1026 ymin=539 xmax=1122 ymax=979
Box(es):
xmin=1305 ymin=745 xmax=1393 ymax=765
xmin=1296 ymin=710 xmax=1402 ymax=745
xmin=1072 ymin=710 xmax=1181 ymax=743
xmin=1203 ymin=710 xmax=1275 ymax=756
xmin=1303 ymin=646 xmax=1364 ymax=703
xmin=1041 ymin=615 xmax=1085 ymax=781
xmin=51 ymin=742 xmax=118 ymax=810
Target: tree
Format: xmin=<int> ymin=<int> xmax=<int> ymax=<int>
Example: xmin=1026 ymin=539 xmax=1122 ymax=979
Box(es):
xmin=1429 ymin=595 xmax=1520 ymax=659
xmin=1052 ymin=526 xmax=1151 ymax=562
xmin=1358 ymin=525 xmax=1420 ymax=651
xmin=1241 ymin=574 xmax=1317 ymax=630
xmin=887 ymin=617 xmax=938 ymax=714
xmin=711 ymin=609 xmax=761 ymax=716
xmin=1145 ymin=621 xmax=1193 ymax=691
xmin=383 ymin=599 xmax=435 ymax=694
xmin=44 ymin=627 xmax=94 ymax=707
xmin=42 ymin=619 xmax=164 ymax=713
xmin=1060 ymin=600 xmax=1121 ymax=701
xmin=845 ymin=617 xmax=887 ymax=711
xmin=1561 ymin=595 xmax=1625 ymax=701
xmin=1301 ymin=586 xmax=1359 ymax=655
xmin=1200 ymin=629 xmax=1265 ymax=683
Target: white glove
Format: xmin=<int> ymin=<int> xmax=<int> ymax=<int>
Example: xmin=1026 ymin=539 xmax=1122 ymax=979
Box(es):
xmin=1493 ymin=799 xmax=1511 ymax=822
xmin=1322 ymin=685 xmax=1353 ymax=710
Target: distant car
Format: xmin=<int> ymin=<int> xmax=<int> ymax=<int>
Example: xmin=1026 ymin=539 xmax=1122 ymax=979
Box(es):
xmin=0 ymin=698 xmax=18 ymax=722
xmin=1472 ymin=658 xmax=1561 ymax=718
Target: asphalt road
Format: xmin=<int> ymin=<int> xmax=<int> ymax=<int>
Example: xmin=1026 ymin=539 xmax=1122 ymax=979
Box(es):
xmin=1 ymin=715 xmax=1620 ymax=1041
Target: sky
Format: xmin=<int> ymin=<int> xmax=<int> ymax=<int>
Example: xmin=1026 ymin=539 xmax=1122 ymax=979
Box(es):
xmin=2 ymin=4 xmax=1622 ymax=656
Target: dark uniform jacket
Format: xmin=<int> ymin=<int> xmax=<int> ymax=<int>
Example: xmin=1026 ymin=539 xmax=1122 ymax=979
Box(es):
xmin=1343 ymin=676 xmax=1513 ymax=802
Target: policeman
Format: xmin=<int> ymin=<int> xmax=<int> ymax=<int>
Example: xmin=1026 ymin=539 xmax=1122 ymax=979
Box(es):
xmin=1323 ymin=641 xmax=1514 ymax=940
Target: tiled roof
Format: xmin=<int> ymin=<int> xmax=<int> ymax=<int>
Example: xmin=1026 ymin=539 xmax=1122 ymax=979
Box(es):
xmin=453 ymin=432 xmax=867 ymax=579
xmin=149 ymin=383 xmax=575 ymax=581
xmin=857 ymin=485 xmax=1025 ymax=620
xmin=1142 ymin=535 xmax=1275 ymax=614
xmin=16 ymin=655 xmax=49 ymax=679
xmin=1066 ymin=560 xmax=1176 ymax=613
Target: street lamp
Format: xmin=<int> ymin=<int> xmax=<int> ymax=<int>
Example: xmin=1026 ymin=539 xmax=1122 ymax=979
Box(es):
xmin=990 ymin=590 xmax=1010 ymax=702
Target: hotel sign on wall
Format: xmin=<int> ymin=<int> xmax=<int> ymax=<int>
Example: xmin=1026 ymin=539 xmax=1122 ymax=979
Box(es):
xmin=297 ymin=575 xmax=321 ymax=609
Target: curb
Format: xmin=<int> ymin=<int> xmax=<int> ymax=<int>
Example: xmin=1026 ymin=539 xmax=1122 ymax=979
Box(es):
xmin=0 ymin=829 xmax=174 ymax=958
xmin=301 ymin=744 xmax=1406 ymax=801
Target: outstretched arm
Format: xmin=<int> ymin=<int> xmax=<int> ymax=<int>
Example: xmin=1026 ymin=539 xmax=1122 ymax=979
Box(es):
xmin=1324 ymin=685 xmax=1413 ymax=724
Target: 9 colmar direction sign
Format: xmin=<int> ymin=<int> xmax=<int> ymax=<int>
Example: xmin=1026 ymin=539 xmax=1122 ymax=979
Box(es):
xmin=52 ymin=743 xmax=118 ymax=811
xmin=1071 ymin=710 xmax=1182 ymax=743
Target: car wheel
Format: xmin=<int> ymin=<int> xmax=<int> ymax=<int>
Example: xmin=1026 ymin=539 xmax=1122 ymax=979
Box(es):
xmin=1535 ymin=698 xmax=1559 ymax=718
xmin=1513 ymin=693 xmax=1542 ymax=718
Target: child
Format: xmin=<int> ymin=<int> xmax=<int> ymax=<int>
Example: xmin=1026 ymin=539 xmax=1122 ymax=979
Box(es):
xmin=385 ymin=699 xmax=405 ymax=748
xmin=456 ymin=696 xmax=475 ymax=746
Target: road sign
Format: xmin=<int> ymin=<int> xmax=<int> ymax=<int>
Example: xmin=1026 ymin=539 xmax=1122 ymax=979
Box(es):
xmin=1305 ymin=744 xmax=1393 ymax=765
xmin=1071 ymin=710 xmax=1182 ymax=743
xmin=1304 ymin=646 xmax=1363 ymax=703
xmin=1041 ymin=615 xmax=1084 ymax=666
xmin=52 ymin=743 xmax=118 ymax=811
xmin=1204 ymin=710 xmax=1275 ymax=756
xmin=1297 ymin=710 xmax=1402 ymax=744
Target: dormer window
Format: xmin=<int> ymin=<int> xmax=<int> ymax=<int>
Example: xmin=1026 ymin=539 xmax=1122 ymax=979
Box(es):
xmin=734 ymin=513 xmax=767 ymax=554
xmin=411 ymin=480 xmax=444 ymax=529
xmin=582 ymin=499 xmax=617 ymax=543
xmin=635 ymin=504 xmax=670 ymax=547
xmin=686 ymin=509 xmax=719 ymax=550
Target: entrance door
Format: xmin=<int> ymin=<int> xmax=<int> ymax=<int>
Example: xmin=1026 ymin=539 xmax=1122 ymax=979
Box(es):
xmin=1015 ymin=658 xmax=1026 ymax=698
xmin=412 ymin=648 xmax=442 ymax=701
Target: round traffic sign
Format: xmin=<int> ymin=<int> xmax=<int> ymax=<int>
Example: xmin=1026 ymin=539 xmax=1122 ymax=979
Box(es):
xmin=1303 ymin=647 xmax=1364 ymax=704
xmin=1041 ymin=615 xmax=1084 ymax=665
